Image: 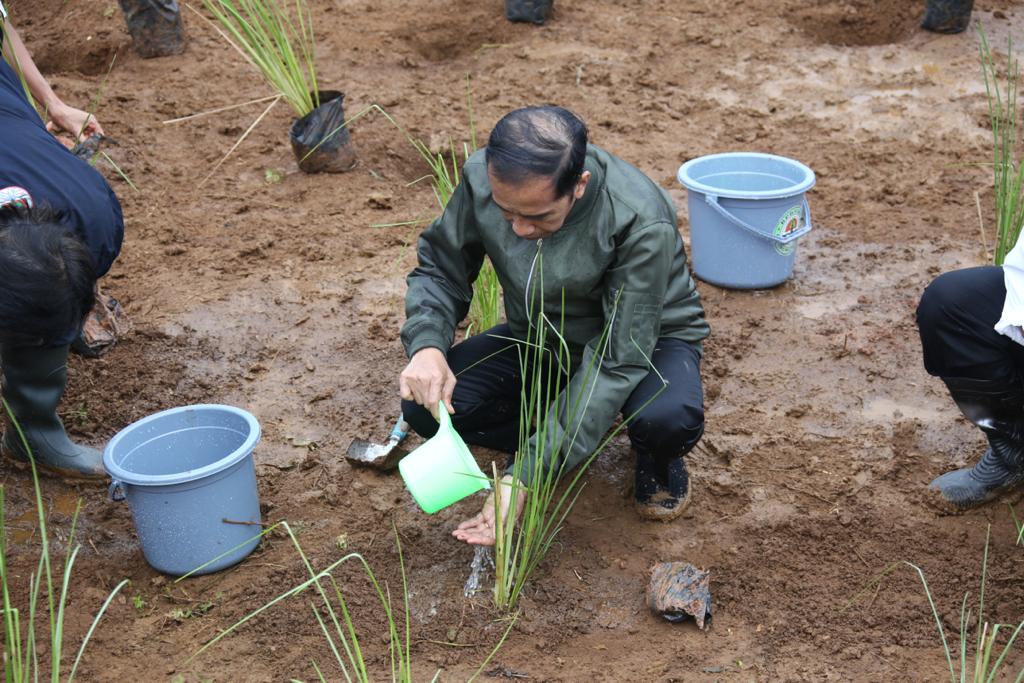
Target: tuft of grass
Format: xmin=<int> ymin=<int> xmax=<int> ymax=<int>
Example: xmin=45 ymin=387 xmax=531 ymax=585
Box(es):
xmin=253 ymin=94 xmax=501 ymax=331
xmin=406 ymin=81 xmax=502 ymax=336
xmin=979 ymin=26 xmax=1024 ymax=265
xmin=490 ymin=250 xmax=665 ymax=611
xmin=845 ymin=525 xmax=1024 ymax=682
xmin=467 ymin=260 xmax=501 ymax=337
xmin=1 ymin=398 xmax=128 ymax=683
xmin=196 ymin=0 xmax=319 ymax=118
xmin=184 ymin=521 xmax=516 ymax=682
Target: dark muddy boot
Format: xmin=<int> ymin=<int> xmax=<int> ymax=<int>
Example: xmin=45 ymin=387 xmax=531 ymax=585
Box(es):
xmin=118 ymin=0 xmax=186 ymax=58
xmin=929 ymin=375 xmax=1024 ymax=508
xmin=1 ymin=344 xmax=105 ymax=479
xmin=635 ymin=450 xmax=691 ymax=521
xmin=505 ymin=0 xmax=553 ymax=25
xmin=921 ymin=0 xmax=974 ymax=34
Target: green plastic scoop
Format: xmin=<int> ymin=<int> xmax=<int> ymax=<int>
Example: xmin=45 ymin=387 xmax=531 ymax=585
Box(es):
xmin=398 ymin=401 xmax=490 ymax=514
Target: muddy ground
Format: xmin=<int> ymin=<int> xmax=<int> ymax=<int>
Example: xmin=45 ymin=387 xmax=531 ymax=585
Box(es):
xmin=3 ymin=0 xmax=1024 ymax=680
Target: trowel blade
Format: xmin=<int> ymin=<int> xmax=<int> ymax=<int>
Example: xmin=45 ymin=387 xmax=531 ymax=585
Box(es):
xmin=345 ymin=438 xmax=407 ymax=471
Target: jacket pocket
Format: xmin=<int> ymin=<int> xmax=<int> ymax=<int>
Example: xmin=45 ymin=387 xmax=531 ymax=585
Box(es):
xmin=608 ymin=290 xmax=662 ymax=366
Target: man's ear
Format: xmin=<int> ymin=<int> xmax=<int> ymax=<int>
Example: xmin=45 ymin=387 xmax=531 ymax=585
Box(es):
xmin=573 ymin=170 xmax=591 ymax=200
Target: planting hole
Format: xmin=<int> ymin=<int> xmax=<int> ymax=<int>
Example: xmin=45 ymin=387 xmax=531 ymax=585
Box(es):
xmin=791 ymin=0 xmax=920 ymax=47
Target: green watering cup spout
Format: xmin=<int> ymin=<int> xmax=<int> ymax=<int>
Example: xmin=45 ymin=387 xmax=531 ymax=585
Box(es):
xmin=398 ymin=402 xmax=491 ymax=514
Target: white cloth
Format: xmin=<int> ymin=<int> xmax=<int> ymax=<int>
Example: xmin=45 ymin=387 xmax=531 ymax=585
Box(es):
xmin=0 ymin=2 xmax=7 ymax=20
xmin=996 ymin=235 xmax=1024 ymax=346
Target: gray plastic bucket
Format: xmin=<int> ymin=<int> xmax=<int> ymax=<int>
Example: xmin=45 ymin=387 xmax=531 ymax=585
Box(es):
xmin=103 ymin=404 xmax=262 ymax=576
xmin=677 ymin=152 xmax=816 ymax=289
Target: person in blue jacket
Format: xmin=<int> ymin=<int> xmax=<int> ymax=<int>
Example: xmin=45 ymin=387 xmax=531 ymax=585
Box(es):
xmin=0 ymin=6 xmax=124 ymax=478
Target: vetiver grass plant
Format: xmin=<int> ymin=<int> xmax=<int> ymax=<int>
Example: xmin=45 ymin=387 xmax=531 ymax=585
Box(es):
xmin=351 ymin=88 xmax=501 ymax=336
xmin=979 ymin=27 xmax=1024 ymax=265
xmin=198 ymin=0 xmax=319 ymax=118
xmin=188 ymin=0 xmax=320 ymax=183
xmin=1 ymin=400 xmax=128 ymax=683
xmin=467 ymin=260 xmax=501 ymax=337
xmin=489 ymin=251 xmax=665 ymax=611
xmin=184 ymin=521 xmax=515 ymax=682
xmin=847 ymin=526 xmax=1024 ymax=682
xmin=406 ymin=84 xmax=502 ymax=337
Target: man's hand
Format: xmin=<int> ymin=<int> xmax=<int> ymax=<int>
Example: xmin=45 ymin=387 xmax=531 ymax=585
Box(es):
xmin=453 ymin=474 xmax=527 ymax=546
xmin=46 ymin=103 xmax=103 ymax=141
xmin=399 ymin=347 xmax=456 ymax=419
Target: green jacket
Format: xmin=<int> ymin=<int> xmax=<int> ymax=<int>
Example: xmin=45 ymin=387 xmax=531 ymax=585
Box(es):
xmin=401 ymin=144 xmax=709 ymax=484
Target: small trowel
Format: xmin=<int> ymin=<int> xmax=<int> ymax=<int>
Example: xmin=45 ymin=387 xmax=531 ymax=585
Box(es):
xmin=345 ymin=415 xmax=410 ymax=471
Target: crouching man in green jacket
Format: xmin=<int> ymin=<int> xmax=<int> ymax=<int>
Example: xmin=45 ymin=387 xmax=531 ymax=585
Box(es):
xmin=399 ymin=106 xmax=710 ymax=544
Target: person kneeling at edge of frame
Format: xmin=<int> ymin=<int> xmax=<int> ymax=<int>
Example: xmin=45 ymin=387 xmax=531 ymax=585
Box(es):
xmin=397 ymin=105 xmax=710 ymax=546
xmin=916 ymin=233 xmax=1024 ymax=508
xmin=0 ymin=14 xmax=125 ymax=479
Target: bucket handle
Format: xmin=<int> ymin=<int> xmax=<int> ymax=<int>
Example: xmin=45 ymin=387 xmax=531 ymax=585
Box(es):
xmin=108 ymin=479 xmax=126 ymax=502
xmin=704 ymin=194 xmax=813 ymax=245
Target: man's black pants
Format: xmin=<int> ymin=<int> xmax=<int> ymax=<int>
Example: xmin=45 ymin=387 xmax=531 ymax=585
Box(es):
xmin=401 ymin=324 xmax=705 ymax=464
xmin=917 ymin=266 xmax=1024 ymax=381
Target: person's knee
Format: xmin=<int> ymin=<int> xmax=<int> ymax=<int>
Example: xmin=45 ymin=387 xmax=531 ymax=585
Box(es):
xmin=917 ymin=268 xmax=993 ymax=336
xmin=917 ymin=271 xmax=962 ymax=335
xmin=401 ymin=399 xmax=439 ymax=439
xmin=629 ymin=401 xmax=705 ymax=458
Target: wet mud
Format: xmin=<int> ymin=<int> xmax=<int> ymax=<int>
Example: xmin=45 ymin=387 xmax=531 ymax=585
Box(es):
xmin=3 ymin=0 xmax=1024 ymax=680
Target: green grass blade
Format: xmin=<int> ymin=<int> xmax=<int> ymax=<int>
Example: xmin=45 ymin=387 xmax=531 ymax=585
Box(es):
xmin=98 ymin=152 xmax=138 ymax=192
xmin=309 ymin=604 xmax=353 ymax=683
xmin=467 ymin=613 xmax=519 ymax=683
xmin=66 ymin=579 xmax=129 ymax=682
xmin=76 ymin=53 xmax=117 ymax=142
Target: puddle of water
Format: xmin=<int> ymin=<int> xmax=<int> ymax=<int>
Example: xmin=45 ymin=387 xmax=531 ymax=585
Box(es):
xmin=8 ymin=491 xmax=84 ymax=544
xmin=862 ymin=397 xmax=943 ymax=423
xmin=795 ymin=292 xmax=859 ymax=320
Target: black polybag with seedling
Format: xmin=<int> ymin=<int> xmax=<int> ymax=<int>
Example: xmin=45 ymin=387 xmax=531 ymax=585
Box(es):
xmin=289 ymin=90 xmax=359 ymax=174
xmin=505 ymin=0 xmax=552 ymax=25
xmin=118 ymin=0 xmax=186 ymax=58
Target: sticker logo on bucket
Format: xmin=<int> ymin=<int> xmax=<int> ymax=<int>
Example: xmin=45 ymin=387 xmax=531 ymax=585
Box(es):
xmin=773 ymin=205 xmax=803 ymax=256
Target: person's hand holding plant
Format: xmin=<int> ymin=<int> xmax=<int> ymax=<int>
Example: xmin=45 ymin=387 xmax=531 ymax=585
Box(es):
xmin=453 ymin=474 xmax=526 ymax=546
xmin=0 ymin=19 xmax=103 ymax=142
xmin=46 ymin=102 xmax=102 ymax=141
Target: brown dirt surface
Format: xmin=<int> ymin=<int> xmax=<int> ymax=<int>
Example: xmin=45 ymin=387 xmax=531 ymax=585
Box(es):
xmin=3 ymin=0 xmax=1024 ymax=680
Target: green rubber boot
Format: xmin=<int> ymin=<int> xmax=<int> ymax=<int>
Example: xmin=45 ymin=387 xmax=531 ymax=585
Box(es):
xmin=929 ymin=375 xmax=1024 ymax=509
xmin=1 ymin=344 xmax=105 ymax=479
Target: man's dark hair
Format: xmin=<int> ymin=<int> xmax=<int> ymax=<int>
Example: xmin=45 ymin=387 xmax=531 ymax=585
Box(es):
xmin=0 ymin=204 xmax=96 ymax=347
xmin=486 ymin=106 xmax=589 ymax=199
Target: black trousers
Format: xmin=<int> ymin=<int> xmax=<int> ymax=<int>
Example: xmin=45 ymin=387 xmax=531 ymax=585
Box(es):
xmin=916 ymin=266 xmax=1024 ymax=380
xmin=401 ymin=324 xmax=705 ymax=463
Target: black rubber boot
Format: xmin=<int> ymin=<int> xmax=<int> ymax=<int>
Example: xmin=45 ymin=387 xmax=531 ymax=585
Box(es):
xmin=635 ymin=450 xmax=691 ymax=521
xmin=1 ymin=344 xmax=105 ymax=479
xmin=118 ymin=0 xmax=186 ymax=59
xmin=930 ymin=375 xmax=1024 ymax=508
xmin=921 ymin=0 xmax=974 ymax=34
